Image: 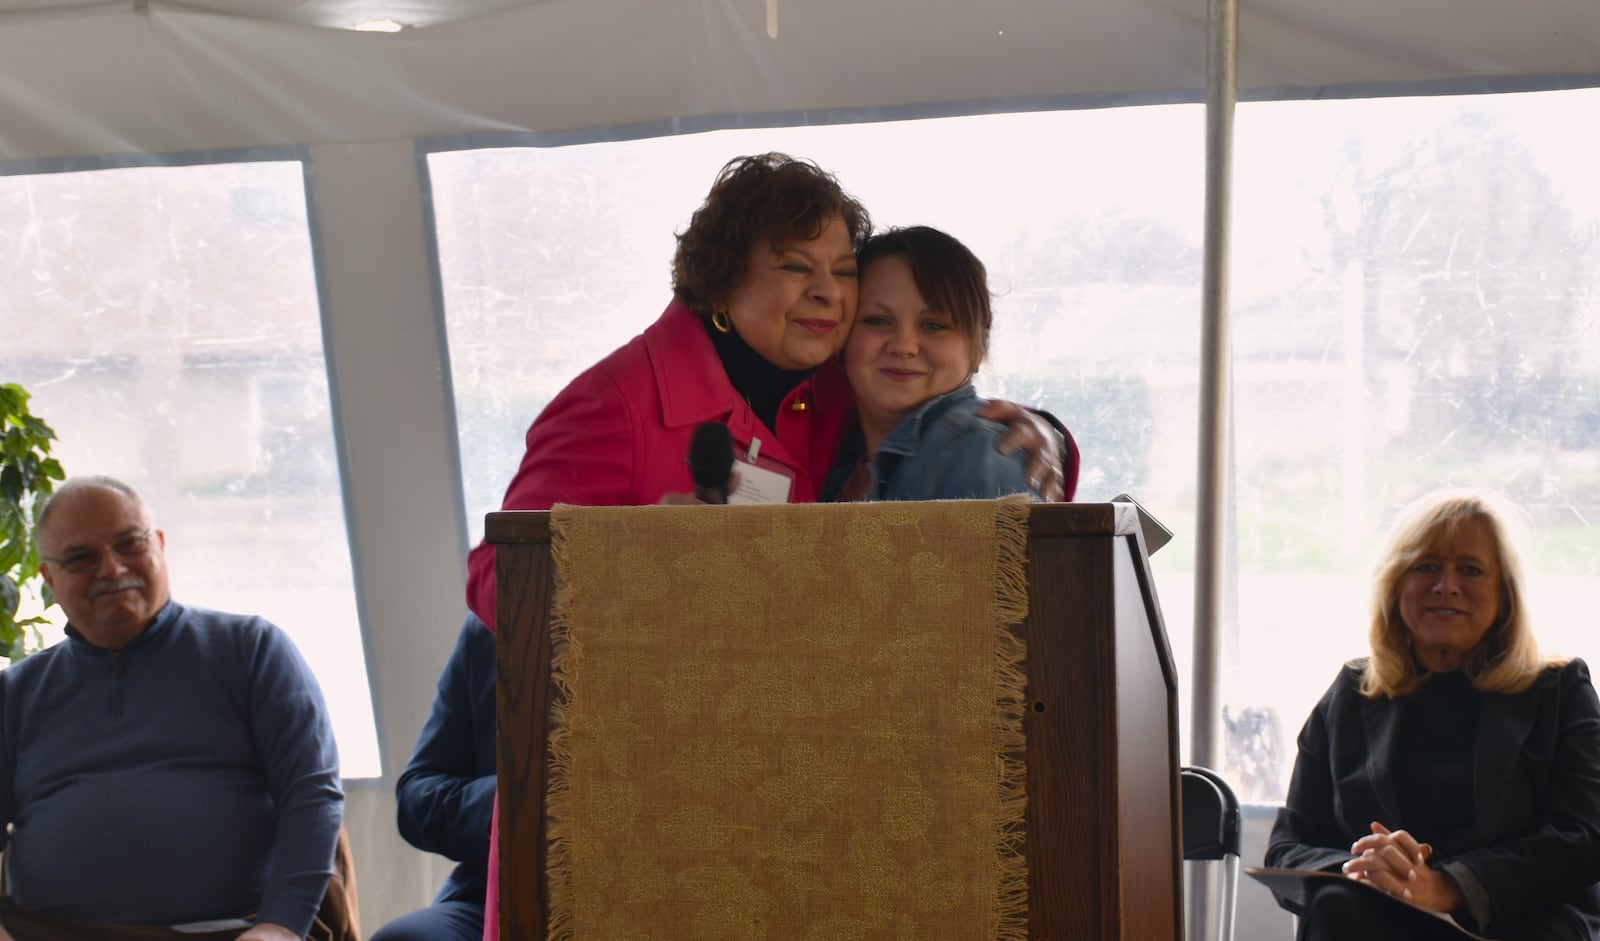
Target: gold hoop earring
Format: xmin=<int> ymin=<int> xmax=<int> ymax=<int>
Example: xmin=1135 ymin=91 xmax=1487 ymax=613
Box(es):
xmin=711 ymin=310 xmax=732 ymax=334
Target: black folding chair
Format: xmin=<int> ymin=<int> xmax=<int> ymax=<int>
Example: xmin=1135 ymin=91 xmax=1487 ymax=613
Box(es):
xmin=1182 ymin=765 xmax=1242 ymax=941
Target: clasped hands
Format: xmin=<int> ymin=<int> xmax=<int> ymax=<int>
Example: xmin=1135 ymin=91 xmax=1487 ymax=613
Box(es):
xmin=1342 ymin=821 xmax=1465 ymax=913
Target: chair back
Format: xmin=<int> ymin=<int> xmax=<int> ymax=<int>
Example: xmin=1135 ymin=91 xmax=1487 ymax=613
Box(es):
xmin=312 ymin=825 xmax=361 ymax=941
xmin=1182 ymin=765 xmax=1241 ymax=860
xmin=1181 ymin=766 xmax=1242 ymax=941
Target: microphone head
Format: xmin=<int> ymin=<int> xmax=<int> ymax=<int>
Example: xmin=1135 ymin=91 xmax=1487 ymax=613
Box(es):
xmin=687 ymin=421 xmax=736 ymax=493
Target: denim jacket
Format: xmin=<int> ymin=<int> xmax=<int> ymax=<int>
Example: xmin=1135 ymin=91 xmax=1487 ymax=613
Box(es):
xmin=825 ymin=384 xmax=1039 ymax=502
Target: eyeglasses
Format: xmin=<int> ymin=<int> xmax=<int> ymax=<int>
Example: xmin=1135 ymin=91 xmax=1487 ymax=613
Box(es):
xmin=41 ymin=529 xmax=155 ymax=575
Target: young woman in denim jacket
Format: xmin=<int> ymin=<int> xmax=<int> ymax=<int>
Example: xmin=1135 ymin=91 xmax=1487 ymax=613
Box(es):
xmin=823 ymin=225 xmax=1075 ymax=503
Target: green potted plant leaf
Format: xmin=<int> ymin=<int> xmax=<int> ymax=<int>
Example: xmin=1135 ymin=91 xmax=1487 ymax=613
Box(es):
xmin=1 ymin=382 xmax=65 ymax=662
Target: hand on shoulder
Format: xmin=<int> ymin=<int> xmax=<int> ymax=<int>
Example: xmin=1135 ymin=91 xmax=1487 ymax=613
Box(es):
xmin=975 ymin=399 xmax=1066 ymax=500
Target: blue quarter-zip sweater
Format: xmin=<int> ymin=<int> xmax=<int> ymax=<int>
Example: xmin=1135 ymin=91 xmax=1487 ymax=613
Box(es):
xmin=0 ymin=600 xmax=343 ymax=937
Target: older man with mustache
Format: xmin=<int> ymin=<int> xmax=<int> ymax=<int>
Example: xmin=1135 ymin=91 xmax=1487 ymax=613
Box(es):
xmin=0 ymin=476 xmax=344 ymax=941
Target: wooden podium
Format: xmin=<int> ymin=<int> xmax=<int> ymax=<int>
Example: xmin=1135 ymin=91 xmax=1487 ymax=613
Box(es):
xmin=489 ymin=502 xmax=1182 ymax=940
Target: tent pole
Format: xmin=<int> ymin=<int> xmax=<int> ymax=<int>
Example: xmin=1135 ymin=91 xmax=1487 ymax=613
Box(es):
xmin=1192 ymin=0 xmax=1238 ymax=776
xmin=1189 ymin=1 xmax=1238 ymax=937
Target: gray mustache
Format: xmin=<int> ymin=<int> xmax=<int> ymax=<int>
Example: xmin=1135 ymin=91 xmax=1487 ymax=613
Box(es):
xmin=87 ymin=576 xmax=146 ymax=599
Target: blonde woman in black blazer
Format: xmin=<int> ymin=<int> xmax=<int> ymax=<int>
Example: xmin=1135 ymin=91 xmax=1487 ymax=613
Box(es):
xmin=1266 ymin=489 xmax=1600 ymax=941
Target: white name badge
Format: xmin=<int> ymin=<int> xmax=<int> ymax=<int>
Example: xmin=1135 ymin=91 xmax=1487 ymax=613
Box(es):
xmin=729 ymin=458 xmax=792 ymax=504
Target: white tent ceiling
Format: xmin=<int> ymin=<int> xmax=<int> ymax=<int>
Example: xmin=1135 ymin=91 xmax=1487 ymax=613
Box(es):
xmin=2 ymin=0 xmax=1597 ymax=162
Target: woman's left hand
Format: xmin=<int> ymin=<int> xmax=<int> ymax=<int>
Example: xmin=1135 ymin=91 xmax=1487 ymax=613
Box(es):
xmin=978 ymin=400 xmax=1065 ymax=501
xmin=1343 ymin=821 xmax=1465 ymax=912
xmin=237 ymin=923 xmax=299 ymax=941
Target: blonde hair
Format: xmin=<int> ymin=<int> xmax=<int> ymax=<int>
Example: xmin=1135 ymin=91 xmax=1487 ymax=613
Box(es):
xmin=1361 ymin=488 xmax=1558 ymax=699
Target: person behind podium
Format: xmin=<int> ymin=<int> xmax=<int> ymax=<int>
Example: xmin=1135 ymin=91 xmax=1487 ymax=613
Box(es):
xmin=822 ymin=225 xmax=1065 ymax=502
xmin=369 ymin=612 xmax=495 ymax=941
xmin=1264 ymin=488 xmax=1600 ymax=940
xmin=465 ymin=152 xmax=1070 ymax=941
xmin=465 ymin=152 xmax=1068 ymax=633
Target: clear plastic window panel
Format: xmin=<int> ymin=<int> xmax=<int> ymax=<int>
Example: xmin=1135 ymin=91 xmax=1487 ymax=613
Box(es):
xmin=428 ymin=107 xmax=1206 ymax=732
xmin=0 ymin=160 xmax=381 ymax=777
xmin=1229 ymin=88 xmax=1600 ymax=801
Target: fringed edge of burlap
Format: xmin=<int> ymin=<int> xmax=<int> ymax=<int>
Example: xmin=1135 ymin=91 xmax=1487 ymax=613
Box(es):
xmin=992 ymin=494 xmax=1032 ymax=941
xmin=544 ymin=505 xmax=581 ymax=941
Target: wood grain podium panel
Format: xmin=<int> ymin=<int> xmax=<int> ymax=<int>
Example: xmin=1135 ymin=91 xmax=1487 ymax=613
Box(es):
xmin=489 ymin=502 xmax=1182 ymax=941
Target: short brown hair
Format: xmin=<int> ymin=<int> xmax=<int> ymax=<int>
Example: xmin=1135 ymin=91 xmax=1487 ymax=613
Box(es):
xmin=672 ymin=153 xmax=871 ymax=314
xmin=857 ymin=225 xmax=993 ymax=367
xmin=1362 ymin=488 xmax=1556 ymax=698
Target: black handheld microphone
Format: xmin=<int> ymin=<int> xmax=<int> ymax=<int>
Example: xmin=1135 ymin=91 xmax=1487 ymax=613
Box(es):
xmin=687 ymin=421 xmax=736 ymax=504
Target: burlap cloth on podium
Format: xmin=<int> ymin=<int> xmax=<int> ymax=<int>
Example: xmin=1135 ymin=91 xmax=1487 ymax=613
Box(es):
xmin=545 ymin=497 xmax=1031 ymax=941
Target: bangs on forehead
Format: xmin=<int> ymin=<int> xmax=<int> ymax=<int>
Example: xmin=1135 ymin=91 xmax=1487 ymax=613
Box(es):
xmin=1410 ymin=508 xmax=1495 ymax=561
xmin=760 ymin=209 xmax=838 ymax=252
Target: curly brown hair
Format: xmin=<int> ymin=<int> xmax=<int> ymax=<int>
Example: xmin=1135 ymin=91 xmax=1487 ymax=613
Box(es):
xmin=672 ymin=153 xmax=872 ymax=315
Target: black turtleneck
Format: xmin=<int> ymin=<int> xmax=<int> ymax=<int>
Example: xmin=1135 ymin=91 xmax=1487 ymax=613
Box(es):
xmin=705 ymin=317 xmax=815 ymax=432
xmin=1393 ymin=669 xmax=1480 ymax=852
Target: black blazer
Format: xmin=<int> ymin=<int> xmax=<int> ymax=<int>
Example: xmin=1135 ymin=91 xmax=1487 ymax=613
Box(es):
xmin=1265 ymin=657 xmax=1600 ymax=940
